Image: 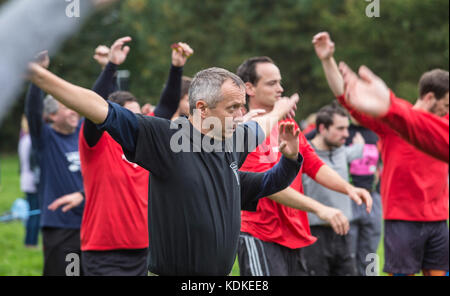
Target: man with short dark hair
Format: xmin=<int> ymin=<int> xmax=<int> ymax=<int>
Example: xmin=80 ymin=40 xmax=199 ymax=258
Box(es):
xmin=236 ymin=56 xmax=372 ymax=276
xmin=302 ymin=103 xmax=364 ymax=276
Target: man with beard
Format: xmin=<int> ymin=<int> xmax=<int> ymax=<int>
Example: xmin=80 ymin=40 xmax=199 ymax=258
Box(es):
xmin=301 ymin=103 xmax=364 ymax=276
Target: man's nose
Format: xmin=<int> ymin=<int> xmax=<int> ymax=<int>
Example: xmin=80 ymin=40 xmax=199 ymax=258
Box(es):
xmin=277 ymin=83 xmax=284 ymax=94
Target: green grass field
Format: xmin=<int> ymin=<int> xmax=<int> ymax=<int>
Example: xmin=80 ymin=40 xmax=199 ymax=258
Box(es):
xmin=0 ymin=154 xmax=43 ymax=276
xmin=0 ymin=154 xmax=388 ymax=276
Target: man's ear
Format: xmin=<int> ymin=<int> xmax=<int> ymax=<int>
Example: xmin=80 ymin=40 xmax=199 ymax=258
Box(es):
xmin=422 ymin=92 xmax=437 ymax=104
xmin=195 ymin=100 xmax=208 ymax=119
xmin=46 ymin=113 xmax=57 ymax=123
xmin=245 ymin=82 xmax=256 ymax=97
xmin=317 ymin=123 xmax=326 ymax=135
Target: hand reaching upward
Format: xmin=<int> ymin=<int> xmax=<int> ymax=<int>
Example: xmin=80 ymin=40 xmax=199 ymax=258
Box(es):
xmin=171 ymin=42 xmax=194 ymax=67
xmin=93 ymin=45 xmax=110 ymax=68
xmin=278 ymin=122 xmax=300 ymax=160
xmin=109 ymin=36 xmax=132 ymax=66
xmin=339 ymin=62 xmax=391 ymax=117
xmin=313 ymin=32 xmax=335 ymax=61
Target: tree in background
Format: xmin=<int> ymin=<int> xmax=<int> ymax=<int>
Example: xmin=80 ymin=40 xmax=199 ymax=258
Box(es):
xmin=1 ymin=0 xmax=448 ymax=152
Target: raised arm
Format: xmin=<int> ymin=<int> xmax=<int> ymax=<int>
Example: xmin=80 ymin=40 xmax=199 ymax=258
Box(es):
xmin=313 ymin=32 xmax=344 ymax=97
xmin=251 ymin=93 xmax=299 ymax=137
xmin=381 ymin=93 xmax=449 ymax=163
xmin=28 ymin=63 xmax=109 ymax=124
xmin=25 ymin=83 xmax=45 ymax=145
xmin=25 ymin=51 xmax=49 ymax=146
xmin=84 ymin=37 xmax=131 ymax=147
xmin=313 ymin=32 xmax=391 ymax=136
xmin=339 ymin=62 xmax=449 ymax=162
xmin=154 ymin=42 xmax=194 ymax=119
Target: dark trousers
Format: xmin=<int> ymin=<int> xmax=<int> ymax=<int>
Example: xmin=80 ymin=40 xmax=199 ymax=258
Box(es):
xmin=42 ymin=227 xmax=82 ymax=276
xmin=383 ymin=220 xmax=449 ymax=275
xmin=24 ymin=192 xmax=40 ymax=246
xmin=349 ymin=191 xmax=382 ymax=276
xmin=82 ymin=248 xmax=148 ymax=276
xmin=303 ymin=226 xmax=356 ymax=276
xmin=238 ymin=232 xmax=308 ymax=276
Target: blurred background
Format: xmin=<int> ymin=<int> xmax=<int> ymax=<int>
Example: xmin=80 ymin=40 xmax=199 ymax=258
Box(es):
xmin=0 ymin=0 xmax=448 ymax=275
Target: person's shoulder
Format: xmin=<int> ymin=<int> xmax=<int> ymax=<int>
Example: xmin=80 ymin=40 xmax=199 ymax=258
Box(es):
xmin=397 ymin=99 xmax=414 ymax=108
xmin=135 ymin=113 xmax=172 ymax=126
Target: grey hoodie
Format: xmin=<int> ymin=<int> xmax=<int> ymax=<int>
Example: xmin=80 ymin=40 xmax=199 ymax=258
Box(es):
xmin=303 ymin=141 xmax=364 ymax=226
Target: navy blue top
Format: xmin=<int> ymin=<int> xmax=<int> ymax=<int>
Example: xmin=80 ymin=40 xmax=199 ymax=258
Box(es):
xmin=97 ymin=102 xmax=303 ymax=275
xmin=25 ymin=84 xmax=84 ymax=229
xmin=84 ymin=62 xmax=183 ymax=147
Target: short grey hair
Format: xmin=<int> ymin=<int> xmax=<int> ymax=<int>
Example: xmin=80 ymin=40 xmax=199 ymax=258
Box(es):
xmin=189 ymin=67 xmax=245 ymax=114
xmin=43 ymin=95 xmax=59 ymax=115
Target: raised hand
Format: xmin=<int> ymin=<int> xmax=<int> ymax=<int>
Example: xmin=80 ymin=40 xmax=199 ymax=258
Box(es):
xmin=109 ymin=36 xmax=132 ymax=66
xmin=171 ymin=42 xmax=194 ymax=67
xmin=278 ymin=122 xmax=300 ymax=160
xmin=35 ymin=50 xmax=50 ymax=69
xmin=93 ymin=45 xmax=110 ymax=68
xmin=242 ymin=109 xmax=266 ymax=123
xmin=339 ymin=62 xmax=391 ymax=117
xmin=273 ymin=93 xmax=299 ymax=120
xmin=313 ymin=32 xmax=335 ymax=61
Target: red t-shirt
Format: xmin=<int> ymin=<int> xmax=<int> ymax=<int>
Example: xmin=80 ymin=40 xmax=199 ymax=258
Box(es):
xmin=381 ymin=92 xmax=449 ymax=163
xmin=240 ymin=119 xmax=324 ymax=249
xmin=79 ymin=124 xmax=149 ymax=251
xmin=337 ymin=95 xmax=449 ymax=221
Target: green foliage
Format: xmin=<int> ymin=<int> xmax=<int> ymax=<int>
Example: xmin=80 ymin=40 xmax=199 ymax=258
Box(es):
xmin=0 ymin=0 xmax=448 ymax=152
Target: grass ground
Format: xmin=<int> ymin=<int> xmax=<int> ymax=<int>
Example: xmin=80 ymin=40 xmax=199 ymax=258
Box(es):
xmin=0 ymin=154 xmax=388 ymax=276
xmin=0 ymin=154 xmax=43 ymax=276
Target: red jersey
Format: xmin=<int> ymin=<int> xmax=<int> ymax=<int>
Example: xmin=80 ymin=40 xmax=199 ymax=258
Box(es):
xmin=380 ymin=92 xmax=449 ymax=163
xmin=240 ymin=120 xmax=324 ymax=249
xmin=79 ymin=124 xmax=149 ymax=251
xmin=337 ymin=95 xmax=449 ymax=221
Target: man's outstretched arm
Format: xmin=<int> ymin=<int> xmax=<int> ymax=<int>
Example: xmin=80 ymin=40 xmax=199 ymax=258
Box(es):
xmin=339 ymin=62 xmax=449 ymax=163
xmin=381 ymin=92 xmax=449 ymax=163
xmin=29 ymin=63 xmax=109 ymax=124
xmin=314 ymin=164 xmax=373 ymax=214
